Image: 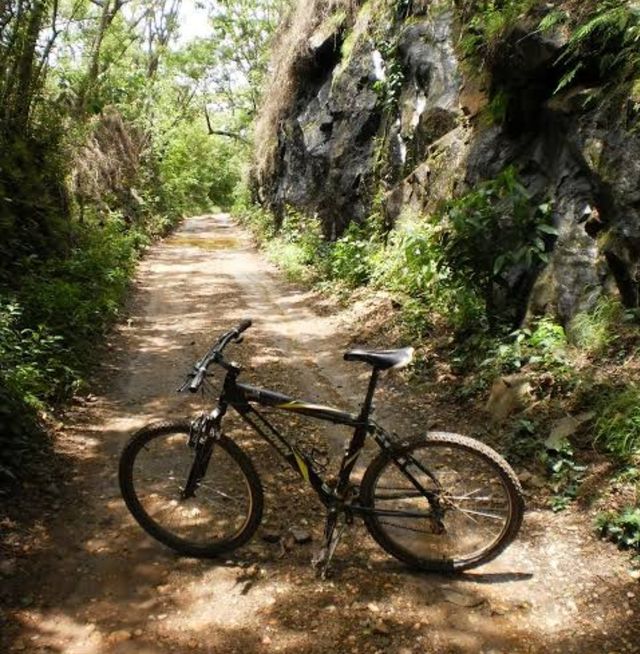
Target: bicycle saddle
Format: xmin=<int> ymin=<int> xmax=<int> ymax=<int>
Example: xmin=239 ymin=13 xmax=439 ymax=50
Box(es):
xmin=344 ymin=347 xmax=414 ymax=370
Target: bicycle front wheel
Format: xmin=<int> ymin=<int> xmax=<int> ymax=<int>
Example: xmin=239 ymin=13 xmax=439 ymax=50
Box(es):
xmin=119 ymin=421 xmax=263 ymax=557
xmin=360 ymin=432 xmax=524 ymax=572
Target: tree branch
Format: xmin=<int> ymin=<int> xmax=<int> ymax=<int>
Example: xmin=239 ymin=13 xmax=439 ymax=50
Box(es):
xmin=204 ymin=105 xmax=249 ymax=143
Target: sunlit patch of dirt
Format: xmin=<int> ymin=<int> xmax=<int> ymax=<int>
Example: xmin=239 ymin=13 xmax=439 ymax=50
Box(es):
xmin=1 ymin=214 xmax=639 ymax=654
xmin=167 ymin=234 xmax=240 ymax=250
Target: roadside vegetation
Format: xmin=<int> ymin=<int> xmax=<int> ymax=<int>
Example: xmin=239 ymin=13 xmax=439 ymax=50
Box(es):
xmin=0 ymin=0 xmax=285 ymax=491
xmin=237 ymin=0 xmax=640 ymax=559
xmin=3 ymin=0 xmax=639 ymax=559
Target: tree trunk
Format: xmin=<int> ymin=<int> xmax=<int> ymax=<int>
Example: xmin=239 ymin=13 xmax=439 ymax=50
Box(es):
xmin=76 ymin=0 xmax=122 ymax=116
xmin=8 ymin=0 xmax=47 ymax=134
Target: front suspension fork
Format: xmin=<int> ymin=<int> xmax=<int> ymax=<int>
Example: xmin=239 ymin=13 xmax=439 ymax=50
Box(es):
xmin=181 ymin=414 xmax=220 ymax=499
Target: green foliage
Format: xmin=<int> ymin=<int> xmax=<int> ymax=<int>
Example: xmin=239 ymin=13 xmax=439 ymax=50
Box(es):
xmin=459 ymin=0 xmax=537 ymax=60
xmin=594 ymin=385 xmax=640 ymax=460
xmin=158 ymin=123 xmax=241 ymax=213
xmin=597 ymin=507 xmax=640 ymax=552
xmin=19 ymin=217 xmax=141 ymax=354
xmin=370 ymin=212 xmax=484 ymax=333
xmin=538 ymin=9 xmax=568 ymax=34
xmin=569 ymin=295 xmax=623 ymax=353
xmin=0 ymin=214 xmax=149 ymax=485
xmin=327 ymin=223 xmax=381 ymax=287
xmin=502 ymin=318 xmax=567 ymax=371
xmin=239 ymin=203 xmax=381 ymax=287
xmin=541 ymin=441 xmax=587 ymax=512
xmin=0 ymin=303 xmax=66 ymax=411
xmin=454 ymin=316 xmax=572 ymax=402
xmin=235 ymin=202 xmax=278 ymax=245
xmin=439 ymin=169 xmax=555 ymax=323
xmin=263 ymin=210 xmax=326 ymax=282
xmin=556 ymin=1 xmax=640 ymax=97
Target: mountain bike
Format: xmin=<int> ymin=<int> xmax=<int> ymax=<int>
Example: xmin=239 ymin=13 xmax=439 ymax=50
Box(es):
xmin=119 ymin=320 xmax=524 ymax=577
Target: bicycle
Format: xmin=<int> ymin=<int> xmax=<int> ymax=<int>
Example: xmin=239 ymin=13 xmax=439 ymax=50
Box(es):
xmin=119 ymin=319 xmax=524 ymax=577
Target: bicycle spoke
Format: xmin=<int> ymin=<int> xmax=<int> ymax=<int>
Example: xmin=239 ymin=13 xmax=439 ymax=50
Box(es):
xmin=364 ymin=437 xmax=518 ymax=568
xmin=451 ymin=506 xmax=506 ymax=521
xmin=129 ymin=429 xmax=253 ymax=547
xmin=197 ymin=482 xmax=242 ymax=504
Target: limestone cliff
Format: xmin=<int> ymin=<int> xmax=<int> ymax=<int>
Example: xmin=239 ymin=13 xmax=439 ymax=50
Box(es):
xmin=252 ymin=0 xmax=640 ymax=324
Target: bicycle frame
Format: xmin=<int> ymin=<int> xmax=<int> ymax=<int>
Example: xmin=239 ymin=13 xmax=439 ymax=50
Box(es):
xmin=198 ymin=365 xmax=440 ymax=516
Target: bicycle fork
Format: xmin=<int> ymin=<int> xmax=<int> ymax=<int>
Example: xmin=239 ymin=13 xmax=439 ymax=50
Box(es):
xmin=181 ymin=414 xmax=220 ymax=499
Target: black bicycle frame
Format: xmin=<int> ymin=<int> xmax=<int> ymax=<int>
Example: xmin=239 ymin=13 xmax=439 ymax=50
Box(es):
xmin=201 ymin=366 xmax=441 ymax=515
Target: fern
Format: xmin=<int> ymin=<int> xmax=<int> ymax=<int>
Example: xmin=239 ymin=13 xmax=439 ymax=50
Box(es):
xmin=555 ymin=62 xmax=583 ymax=94
xmin=538 ymin=9 xmax=568 ymax=34
xmin=554 ymin=1 xmax=640 ymax=98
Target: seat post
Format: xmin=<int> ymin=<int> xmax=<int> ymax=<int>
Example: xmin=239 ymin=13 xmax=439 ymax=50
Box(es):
xmin=359 ymin=368 xmax=380 ymax=421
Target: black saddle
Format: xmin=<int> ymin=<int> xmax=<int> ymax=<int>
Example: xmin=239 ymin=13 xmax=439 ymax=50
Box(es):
xmin=344 ymin=347 xmax=414 ymax=370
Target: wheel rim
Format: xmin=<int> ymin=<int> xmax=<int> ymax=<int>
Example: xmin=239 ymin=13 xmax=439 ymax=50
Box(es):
xmin=130 ymin=431 xmax=253 ymax=548
xmin=370 ymin=443 xmax=513 ymax=565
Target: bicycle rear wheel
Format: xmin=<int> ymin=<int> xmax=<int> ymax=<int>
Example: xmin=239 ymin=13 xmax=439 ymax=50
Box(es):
xmin=119 ymin=421 xmax=263 ymax=557
xmin=360 ymin=432 xmax=524 ymax=572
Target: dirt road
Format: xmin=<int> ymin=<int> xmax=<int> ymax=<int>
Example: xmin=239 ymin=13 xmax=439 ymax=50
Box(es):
xmin=1 ymin=214 xmax=638 ymax=654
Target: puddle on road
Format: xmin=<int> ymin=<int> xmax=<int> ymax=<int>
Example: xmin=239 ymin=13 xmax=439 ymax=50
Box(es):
xmin=168 ymin=234 xmax=240 ymax=250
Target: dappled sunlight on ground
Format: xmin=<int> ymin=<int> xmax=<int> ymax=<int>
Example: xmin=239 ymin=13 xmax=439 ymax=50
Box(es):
xmin=2 ymin=214 xmax=639 ymax=654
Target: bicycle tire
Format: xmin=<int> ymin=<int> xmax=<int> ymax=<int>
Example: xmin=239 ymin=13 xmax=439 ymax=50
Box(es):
xmin=360 ymin=432 xmax=524 ymax=572
xmin=119 ymin=420 xmax=263 ymax=557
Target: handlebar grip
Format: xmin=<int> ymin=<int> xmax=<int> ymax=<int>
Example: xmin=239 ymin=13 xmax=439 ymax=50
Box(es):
xmin=188 ymin=367 xmax=206 ymax=393
xmin=235 ymin=318 xmax=252 ymax=335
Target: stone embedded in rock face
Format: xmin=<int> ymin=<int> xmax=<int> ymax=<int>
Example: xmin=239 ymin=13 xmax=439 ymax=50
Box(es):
xmin=485 ymin=374 xmax=532 ymax=424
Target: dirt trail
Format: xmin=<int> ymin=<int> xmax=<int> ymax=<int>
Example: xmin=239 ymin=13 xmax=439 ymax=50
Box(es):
xmin=1 ymin=214 xmax=639 ymax=654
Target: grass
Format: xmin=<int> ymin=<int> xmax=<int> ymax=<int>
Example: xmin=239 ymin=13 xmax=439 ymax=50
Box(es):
xmin=594 ymin=385 xmax=640 ymax=460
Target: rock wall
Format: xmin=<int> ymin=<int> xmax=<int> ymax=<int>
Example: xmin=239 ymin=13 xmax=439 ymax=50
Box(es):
xmin=254 ymin=0 xmax=640 ymax=324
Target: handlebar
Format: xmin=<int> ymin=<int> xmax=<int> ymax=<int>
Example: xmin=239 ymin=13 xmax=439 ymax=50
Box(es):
xmin=179 ymin=319 xmax=252 ymax=393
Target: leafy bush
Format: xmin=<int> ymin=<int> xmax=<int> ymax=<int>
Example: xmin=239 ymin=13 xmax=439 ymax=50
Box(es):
xmin=328 ymin=223 xmax=380 ymax=287
xmin=597 ymin=507 xmax=640 ymax=552
xmin=158 ymin=123 xmax=242 ymax=214
xmin=459 ymin=0 xmax=538 ymax=61
xmin=497 ymin=318 xmax=568 ymax=372
xmin=19 ymin=218 xmax=141 ymax=359
xmin=372 ymin=214 xmax=477 ymax=332
xmin=541 ymin=442 xmax=587 ymax=512
xmin=262 ymin=210 xmax=326 ymax=282
xmin=0 ymin=302 xmax=68 ymax=409
xmin=235 ymin=200 xmax=277 ymax=244
xmin=594 ymin=385 xmax=640 ymax=460
xmin=0 ymin=215 xmax=149 ymax=486
xmin=438 ymin=168 xmax=556 ymax=327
